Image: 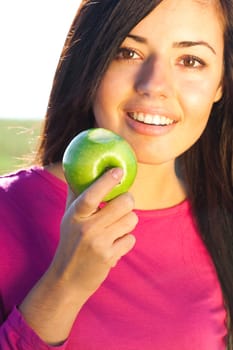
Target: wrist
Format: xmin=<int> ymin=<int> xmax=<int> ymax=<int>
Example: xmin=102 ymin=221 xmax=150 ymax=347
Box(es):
xmin=19 ymin=267 xmax=88 ymax=345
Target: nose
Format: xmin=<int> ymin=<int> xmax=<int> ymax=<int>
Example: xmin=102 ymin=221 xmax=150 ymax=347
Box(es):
xmin=134 ymin=55 xmax=173 ymax=99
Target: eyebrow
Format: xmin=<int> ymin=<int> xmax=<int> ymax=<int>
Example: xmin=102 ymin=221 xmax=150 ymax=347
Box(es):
xmin=126 ymin=34 xmax=216 ymax=55
xmin=173 ymin=41 xmax=216 ymax=55
xmin=126 ymin=34 xmax=147 ymax=43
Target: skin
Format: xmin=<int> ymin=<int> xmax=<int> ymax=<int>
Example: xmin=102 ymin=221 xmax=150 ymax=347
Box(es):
xmin=19 ymin=0 xmax=224 ymax=345
xmin=93 ymin=0 xmax=224 ymax=208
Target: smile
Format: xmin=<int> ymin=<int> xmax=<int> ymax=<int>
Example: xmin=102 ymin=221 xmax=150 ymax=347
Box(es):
xmin=128 ymin=112 xmax=175 ymax=126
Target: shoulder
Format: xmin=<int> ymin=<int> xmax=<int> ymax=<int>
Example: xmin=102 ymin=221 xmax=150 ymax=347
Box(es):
xmin=0 ymin=166 xmax=67 ymax=238
xmin=0 ymin=166 xmax=67 ymax=209
xmin=0 ymin=165 xmax=67 ymax=194
xmin=0 ymin=167 xmax=43 ymax=199
xmin=0 ymin=166 xmax=37 ymax=188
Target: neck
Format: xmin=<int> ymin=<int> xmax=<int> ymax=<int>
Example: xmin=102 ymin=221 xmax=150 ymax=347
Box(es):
xmin=45 ymin=162 xmax=66 ymax=182
xmin=45 ymin=161 xmax=186 ymax=211
xmin=129 ymin=162 xmax=186 ymax=210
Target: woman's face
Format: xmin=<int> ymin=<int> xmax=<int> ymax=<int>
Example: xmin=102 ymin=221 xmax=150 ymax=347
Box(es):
xmin=93 ymin=0 xmax=224 ymax=165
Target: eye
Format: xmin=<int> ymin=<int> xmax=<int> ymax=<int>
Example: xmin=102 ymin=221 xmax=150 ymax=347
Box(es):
xmin=179 ymin=55 xmax=206 ymax=68
xmin=115 ymin=47 xmax=141 ymax=61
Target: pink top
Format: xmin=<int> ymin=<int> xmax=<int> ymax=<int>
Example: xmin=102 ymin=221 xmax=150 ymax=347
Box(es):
xmin=0 ymin=167 xmax=227 ymax=349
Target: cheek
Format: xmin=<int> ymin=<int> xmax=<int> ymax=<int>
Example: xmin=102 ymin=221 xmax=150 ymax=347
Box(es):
xmin=93 ymin=80 xmax=120 ymax=129
xmin=93 ymin=69 xmax=132 ymax=119
xmin=95 ymin=75 xmax=118 ymax=107
xmin=179 ymin=78 xmax=220 ymax=120
xmin=93 ymin=83 xmax=112 ymax=119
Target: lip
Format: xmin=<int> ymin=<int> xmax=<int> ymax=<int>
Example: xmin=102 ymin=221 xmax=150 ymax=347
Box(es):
xmin=123 ymin=105 xmax=179 ymax=136
xmin=124 ymin=104 xmax=180 ymax=122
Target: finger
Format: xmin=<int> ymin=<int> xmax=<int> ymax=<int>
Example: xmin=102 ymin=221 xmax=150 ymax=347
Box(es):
xmin=110 ymin=233 xmax=136 ymax=267
xmin=93 ymin=192 xmax=135 ymax=228
xmin=74 ymin=168 xmax=124 ymax=218
xmin=106 ymin=211 xmax=139 ymax=241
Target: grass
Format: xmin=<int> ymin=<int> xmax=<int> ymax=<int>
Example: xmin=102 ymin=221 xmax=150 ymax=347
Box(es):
xmin=0 ymin=119 xmax=43 ymax=175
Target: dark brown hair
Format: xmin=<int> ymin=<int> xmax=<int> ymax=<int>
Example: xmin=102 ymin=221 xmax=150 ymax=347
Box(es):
xmin=36 ymin=0 xmax=159 ymax=165
xmin=182 ymin=0 xmax=233 ymax=344
xmin=36 ymin=0 xmax=233 ymax=346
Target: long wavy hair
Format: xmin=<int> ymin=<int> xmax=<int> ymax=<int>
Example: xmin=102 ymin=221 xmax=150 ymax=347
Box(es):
xmin=36 ymin=0 xmax=233 ymax=346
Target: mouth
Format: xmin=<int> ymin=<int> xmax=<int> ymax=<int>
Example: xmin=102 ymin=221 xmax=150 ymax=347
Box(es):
xmin=127 ymin=112 xmax=176 ymax=126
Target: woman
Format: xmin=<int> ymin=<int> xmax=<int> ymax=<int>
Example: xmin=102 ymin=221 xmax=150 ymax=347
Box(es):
xmin=0 ymin=0 xmax=232 ymax=349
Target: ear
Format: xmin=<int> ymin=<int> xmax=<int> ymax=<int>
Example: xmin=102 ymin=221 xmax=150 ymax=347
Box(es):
xmin=214 ymin=83 xmax=223 ymax=102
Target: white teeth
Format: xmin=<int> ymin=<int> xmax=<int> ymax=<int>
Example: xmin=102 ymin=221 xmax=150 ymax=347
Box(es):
xmin=130 ymin=112 xmax=174 ymax=126
xmin=160 ymin=116 xmax=167 ymax=125
xmin=138 ymin=113 xmax=144 ymax=122
xmin=154 ymin=115 xmax=161 ymax=125
xmin=144 ymin=115 xmax=153 ymax=124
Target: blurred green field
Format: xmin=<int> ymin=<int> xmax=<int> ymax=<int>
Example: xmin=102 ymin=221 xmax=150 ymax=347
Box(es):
xmin=0 ymin=119 xmax=43 ymax=175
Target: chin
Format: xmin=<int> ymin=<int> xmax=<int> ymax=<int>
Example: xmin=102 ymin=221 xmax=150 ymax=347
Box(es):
xmin=136 ymin=152 xmax=176 ymax=167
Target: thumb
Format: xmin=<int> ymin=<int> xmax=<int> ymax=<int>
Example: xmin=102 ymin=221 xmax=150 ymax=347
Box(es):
xmin=65 ymin=185 xmax=77 ymax=210
xmin=67 ymin=168 xmax=124 ymax=218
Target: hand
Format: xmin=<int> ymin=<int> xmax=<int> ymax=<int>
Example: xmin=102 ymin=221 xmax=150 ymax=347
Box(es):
xmin=19 ymin=168 xmax=138 ymax=345
xmin=51 ymin=167 xmax=138 ymax=298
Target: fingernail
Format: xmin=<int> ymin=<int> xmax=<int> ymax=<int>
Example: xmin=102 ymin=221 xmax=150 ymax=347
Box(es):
xmin=110 ymin=167 xmax=123 ymax=180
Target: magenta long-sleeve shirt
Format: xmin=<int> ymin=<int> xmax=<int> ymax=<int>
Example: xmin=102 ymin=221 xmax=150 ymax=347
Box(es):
xmin=0 ymin=167 xmax=227 ymax=349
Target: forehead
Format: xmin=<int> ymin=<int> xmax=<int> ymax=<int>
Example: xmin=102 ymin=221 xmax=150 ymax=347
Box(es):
xmin=187 ymin=0 xmax=224 ymax=26
xmin=131 ymin=0 xmax=224 ymax=40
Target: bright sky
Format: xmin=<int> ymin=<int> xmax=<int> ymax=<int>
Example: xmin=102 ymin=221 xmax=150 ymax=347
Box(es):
xmin=0 ymin=1 xmax=81 ymax=120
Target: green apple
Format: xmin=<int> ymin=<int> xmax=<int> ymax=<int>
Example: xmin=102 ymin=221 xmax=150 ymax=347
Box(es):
xmin=62 ymin=128 xmax=137 ymax=201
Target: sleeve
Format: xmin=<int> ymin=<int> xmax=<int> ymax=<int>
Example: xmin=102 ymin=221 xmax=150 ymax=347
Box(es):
xmin=0 ymin=307 xmax=68 ymax=350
